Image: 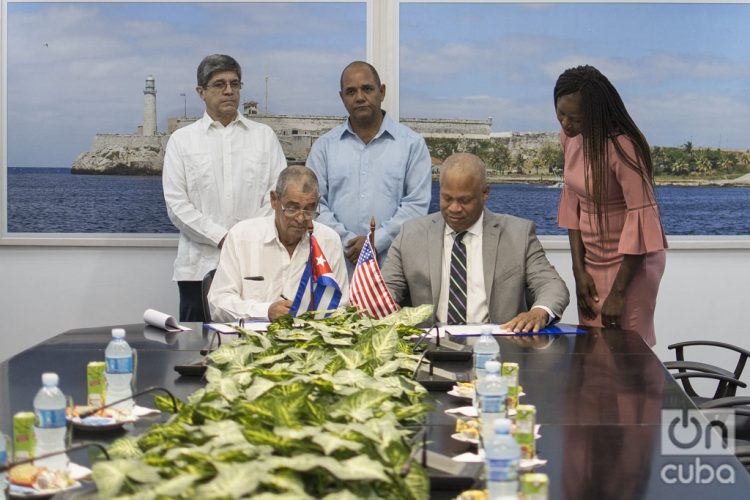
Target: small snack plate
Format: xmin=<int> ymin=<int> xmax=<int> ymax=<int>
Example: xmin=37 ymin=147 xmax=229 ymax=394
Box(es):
xmin=9 ymin=480 xmax=83 ymax=499
xmin=70 ymin=415 xmax=127 ymax=432
xmin=451 ymin=432 xmax=479 ymax=445
xmin=67 ymin=406 xmax=136 ymax=432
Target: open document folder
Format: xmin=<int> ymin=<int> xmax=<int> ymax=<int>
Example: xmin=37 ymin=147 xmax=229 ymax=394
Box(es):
xmin=434 ymin=323 xmax=586 ymax=337
xmin=143 ymin=309 xmax=191 ymax=332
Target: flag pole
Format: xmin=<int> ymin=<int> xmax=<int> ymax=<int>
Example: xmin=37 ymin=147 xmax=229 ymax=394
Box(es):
xmin=369 ymin=216 xmax=376 ymax=261
xmin=307 ymin=218 xmax=315 ymax=311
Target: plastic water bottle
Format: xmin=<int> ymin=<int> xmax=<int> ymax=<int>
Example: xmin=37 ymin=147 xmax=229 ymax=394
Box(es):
xmin=472 ymin=325 xmax=500 ymax=408
xmin=105 ymin=328 xmax=135 ymax=412
xmin=473 ymin=325 xmax=500 ymax=379
xmin=485 ymin=418 xmax=521 ymax=500
xmin=478 ymin=361 xmax=507 ymax=444
xmin=1 ymin=432 xmax=7 ymax=500
xmin=33 ymin=373 xmax=69 ymax=471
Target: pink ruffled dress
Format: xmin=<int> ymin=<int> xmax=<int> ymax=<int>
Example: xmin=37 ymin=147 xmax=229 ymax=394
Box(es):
xmin=557 ymin=131 xmax=667 ymax=347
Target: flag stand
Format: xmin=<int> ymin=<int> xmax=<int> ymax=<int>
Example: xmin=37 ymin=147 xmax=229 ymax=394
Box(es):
xmin=307 ymin=219 xmax=315 ymax=312
xmin=369 ymin=216 xmax=376 ymax=261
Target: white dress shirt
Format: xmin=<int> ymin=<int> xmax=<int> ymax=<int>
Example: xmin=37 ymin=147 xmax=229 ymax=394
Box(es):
xmin=163 ymin=112 xmax=287 ymax=281
xmin=208 ymin=216 xmax=349 ymax=322
xmin=436 ymin=214 xmax=489 ymax=325
xmin=436 ymin=213 xmax=554 ymax=325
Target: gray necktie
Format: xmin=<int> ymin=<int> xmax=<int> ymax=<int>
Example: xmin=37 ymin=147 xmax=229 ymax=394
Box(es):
xmin=447 ymin=231 xmax=468 ymax=325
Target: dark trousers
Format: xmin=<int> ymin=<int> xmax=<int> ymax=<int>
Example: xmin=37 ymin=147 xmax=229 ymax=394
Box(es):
xmin=178 ymin=281 xmax=206 ymax=322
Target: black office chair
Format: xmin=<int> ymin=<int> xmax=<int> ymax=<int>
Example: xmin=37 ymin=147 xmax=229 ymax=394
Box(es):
xmin=201 ymin=269 xmax=217 ymax=323
xmin=699 ymin=396 xmax=750 ymax=472
xmin=666 ymin=340 xmax=750 ymax=403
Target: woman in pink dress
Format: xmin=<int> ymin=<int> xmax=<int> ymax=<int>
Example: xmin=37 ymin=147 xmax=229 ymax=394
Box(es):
xmin=555 ymin=65 xmax=667 ymax=347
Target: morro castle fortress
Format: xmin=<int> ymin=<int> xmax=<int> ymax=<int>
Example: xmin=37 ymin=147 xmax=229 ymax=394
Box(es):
xmin=71 ymin=76 xmax=558 ymax=175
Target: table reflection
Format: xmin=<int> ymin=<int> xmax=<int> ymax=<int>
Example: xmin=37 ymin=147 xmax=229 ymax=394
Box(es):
xmin=563 ymin=331 xmax=664 ymax=500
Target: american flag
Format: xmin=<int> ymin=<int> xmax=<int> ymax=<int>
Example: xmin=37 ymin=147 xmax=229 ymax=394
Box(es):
xmin=349 ymin=237 xmax=399 ymax=319
xmin=288 ymin=234 xmax=342 ymax=319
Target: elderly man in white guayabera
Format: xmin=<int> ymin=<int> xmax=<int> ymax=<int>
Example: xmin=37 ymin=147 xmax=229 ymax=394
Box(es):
xmin=163 ymin=54 xmax=287 ymax=322
xmin=208 ymin=166 xmax=348 ymax=322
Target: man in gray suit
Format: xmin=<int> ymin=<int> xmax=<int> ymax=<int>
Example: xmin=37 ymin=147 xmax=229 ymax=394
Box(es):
xmin=381 ymin=153 xmax=569 ymax=332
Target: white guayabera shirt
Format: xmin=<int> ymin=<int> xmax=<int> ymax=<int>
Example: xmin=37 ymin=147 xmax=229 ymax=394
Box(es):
xmin=163 ymin=112 xmax=287 ymax=282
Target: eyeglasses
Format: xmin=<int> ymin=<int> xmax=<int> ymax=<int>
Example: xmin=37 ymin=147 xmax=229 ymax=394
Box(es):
xmin=280 ymin=203 xmax=319 ymax=219
xmin=205 ymin=79 xmax=243 ymax=91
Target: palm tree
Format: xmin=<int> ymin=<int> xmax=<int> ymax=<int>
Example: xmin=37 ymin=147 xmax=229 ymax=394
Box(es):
xmin=671 ymin=160 xmax=690 ymax=176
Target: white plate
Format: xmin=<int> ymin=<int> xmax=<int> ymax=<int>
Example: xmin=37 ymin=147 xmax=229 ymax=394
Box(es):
xmin=445 ymin=406 xmax=479 ymax=418
xmin=451 ymin=432 xmax=479 ymax=445
xmin=70 ymin=415 xmax=127 ymax=431
xmin=8 ymin=480 xmax=82 ymax=498
xmin=447 ymin=388 xmax=474 ymax=399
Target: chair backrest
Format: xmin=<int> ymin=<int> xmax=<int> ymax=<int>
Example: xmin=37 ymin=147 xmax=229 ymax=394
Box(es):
xmin=201 ymin=269 xmax=217 ymax=323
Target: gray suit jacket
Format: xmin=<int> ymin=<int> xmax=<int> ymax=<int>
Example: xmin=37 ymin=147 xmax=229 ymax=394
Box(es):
xmin=381 ymin=210 xmax=569 ymax=325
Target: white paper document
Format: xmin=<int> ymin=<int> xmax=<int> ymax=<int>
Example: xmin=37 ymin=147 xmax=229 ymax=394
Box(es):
xmin=206 ymin=320 xmax=270 ymax=333
xmin=143 ymin=309 xmax=191 ymax=332
xmin=438 ymin=324 xmax=510 ymax=337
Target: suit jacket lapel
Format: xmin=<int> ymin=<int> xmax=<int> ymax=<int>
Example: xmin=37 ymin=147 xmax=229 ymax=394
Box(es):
xmin=428 ymin=215 xmax=445 ymax=305
xmin=482 ymin=211 xmax=501 ymax=304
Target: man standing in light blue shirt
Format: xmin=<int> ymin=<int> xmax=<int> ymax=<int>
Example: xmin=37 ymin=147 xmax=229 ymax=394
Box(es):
xmin=306 ymin=61 xmax=432 ymax=272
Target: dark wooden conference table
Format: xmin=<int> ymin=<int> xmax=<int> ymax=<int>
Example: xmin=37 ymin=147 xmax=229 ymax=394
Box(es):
xmin=1 ymin=323 xmax=748 ymax=499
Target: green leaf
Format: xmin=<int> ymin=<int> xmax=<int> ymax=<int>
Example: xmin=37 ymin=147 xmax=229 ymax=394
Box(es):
xmin=194 ymin=462 xmax=261 ymax=498
xmin=91 ymin=459 xmax=161 ymax=497
xmin=256 ymin=351 xmax=293 ymax=366
xmin=268 ymin=454 xmax=388 ymax=482
xmin=369 ymin=326 xmax=399 ymax=362
xmin=334 ymin=348 xmax=366 ymax=369
xmin=322 ymin=491 xmax=362 ymax=500
xmin=107 ymin=436 xmax=142 ymax=459
xmin=244 ymin=376 xmax=277 ymax=401
xmin=373 ymin=358 xmax=404 ymax=377
xmin=311 ymin=432 xmax=364 ymax=455
xmin=403 ymin=463 xmax=430 ymax=500
xmin=329 ymin=389 xmax=393 ymax=422
xmin=333 ymin=454 xmax=390 ymax=482
xmin=144 ymin=473 xmax=199 ymax=496
xmin=204 ymin=365 xmax=223 ymax=384
xmin=152 ymin=393 xmax=182 ymax=414
xmin=260 ymin=471 xmax=310 ymax=497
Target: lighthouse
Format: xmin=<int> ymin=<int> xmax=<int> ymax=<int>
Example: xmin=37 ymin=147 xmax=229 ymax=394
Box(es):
xmin=143 ymin=75 xmax=157 ymax=136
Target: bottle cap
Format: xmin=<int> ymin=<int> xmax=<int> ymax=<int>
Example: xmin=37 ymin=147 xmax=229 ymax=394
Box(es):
xmin=41 ymin=372 xmax=59 ymax=386
xmin=112 ymin=328 xmax=126 ymax=339
xmin=493 ymin=417 xmax=512 ymax=434
xmin=485 ymin=360 xmax=501 ymax=373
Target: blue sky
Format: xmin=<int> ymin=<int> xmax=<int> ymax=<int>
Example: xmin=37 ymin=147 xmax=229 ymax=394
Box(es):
xmin=5 ymin=2 xmax=750 ymax=167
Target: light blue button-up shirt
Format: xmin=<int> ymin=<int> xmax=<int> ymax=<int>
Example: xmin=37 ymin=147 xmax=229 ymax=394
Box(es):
xmin=306 ymin=113 xmax=432 ymax=271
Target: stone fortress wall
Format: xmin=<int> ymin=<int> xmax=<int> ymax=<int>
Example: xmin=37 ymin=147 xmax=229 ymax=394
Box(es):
xmin=72 ymin=77 xmax=557 ymax=174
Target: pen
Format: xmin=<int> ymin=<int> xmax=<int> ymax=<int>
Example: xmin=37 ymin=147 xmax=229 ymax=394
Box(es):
xmin=244 ymin=275 xmax=264 ymax=281
xmin=280 ymin=294 xmax=289 ymax=301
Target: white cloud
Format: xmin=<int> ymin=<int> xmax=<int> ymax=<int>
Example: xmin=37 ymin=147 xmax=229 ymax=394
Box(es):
xmin=5 ymin=3 xmax=362 ymax=167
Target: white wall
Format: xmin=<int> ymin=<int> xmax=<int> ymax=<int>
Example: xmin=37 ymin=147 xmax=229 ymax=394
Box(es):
xmin=545 ymin=237 xmax=750 ymax=395
xmin=0 ymin=243 xmax=179 ymax=362
xmin=1 ymin=239 xmax=749 ymax=397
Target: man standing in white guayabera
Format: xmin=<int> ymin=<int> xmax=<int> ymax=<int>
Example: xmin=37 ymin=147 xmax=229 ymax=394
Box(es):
xmin=163 ymin=54 xmax=287 ymax=322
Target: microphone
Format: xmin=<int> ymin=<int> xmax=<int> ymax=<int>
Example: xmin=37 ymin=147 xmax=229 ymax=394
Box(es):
xmin=76 ymin=386 xmax=178 ymax=419
xmin=1 ymin=442 xmax=110 ymax=473
xmin=424 ymin=325 xmax=472 ymax=362
xmin=411 ymin=348 xmax=458 ymax=391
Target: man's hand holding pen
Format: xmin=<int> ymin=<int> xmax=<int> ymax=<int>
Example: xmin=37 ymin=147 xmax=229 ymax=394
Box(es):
xmin=268 ymin=293 xmax=292 ymax=321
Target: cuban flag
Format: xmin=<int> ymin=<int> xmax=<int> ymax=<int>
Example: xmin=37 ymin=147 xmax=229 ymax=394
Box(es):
xmin=288 ymin=234 xmax=342 ymax=318
xmin=349 ymin=236 xmax=399 ymax=319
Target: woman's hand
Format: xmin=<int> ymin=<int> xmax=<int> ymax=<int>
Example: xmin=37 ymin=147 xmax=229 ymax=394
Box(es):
xmin=601 ymin=254 xmax=645 ymax=328
xmin=601 ymin=289 xmax=625 ymax=328
xmin=573 ymin=269 xmax=599 ymax=319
